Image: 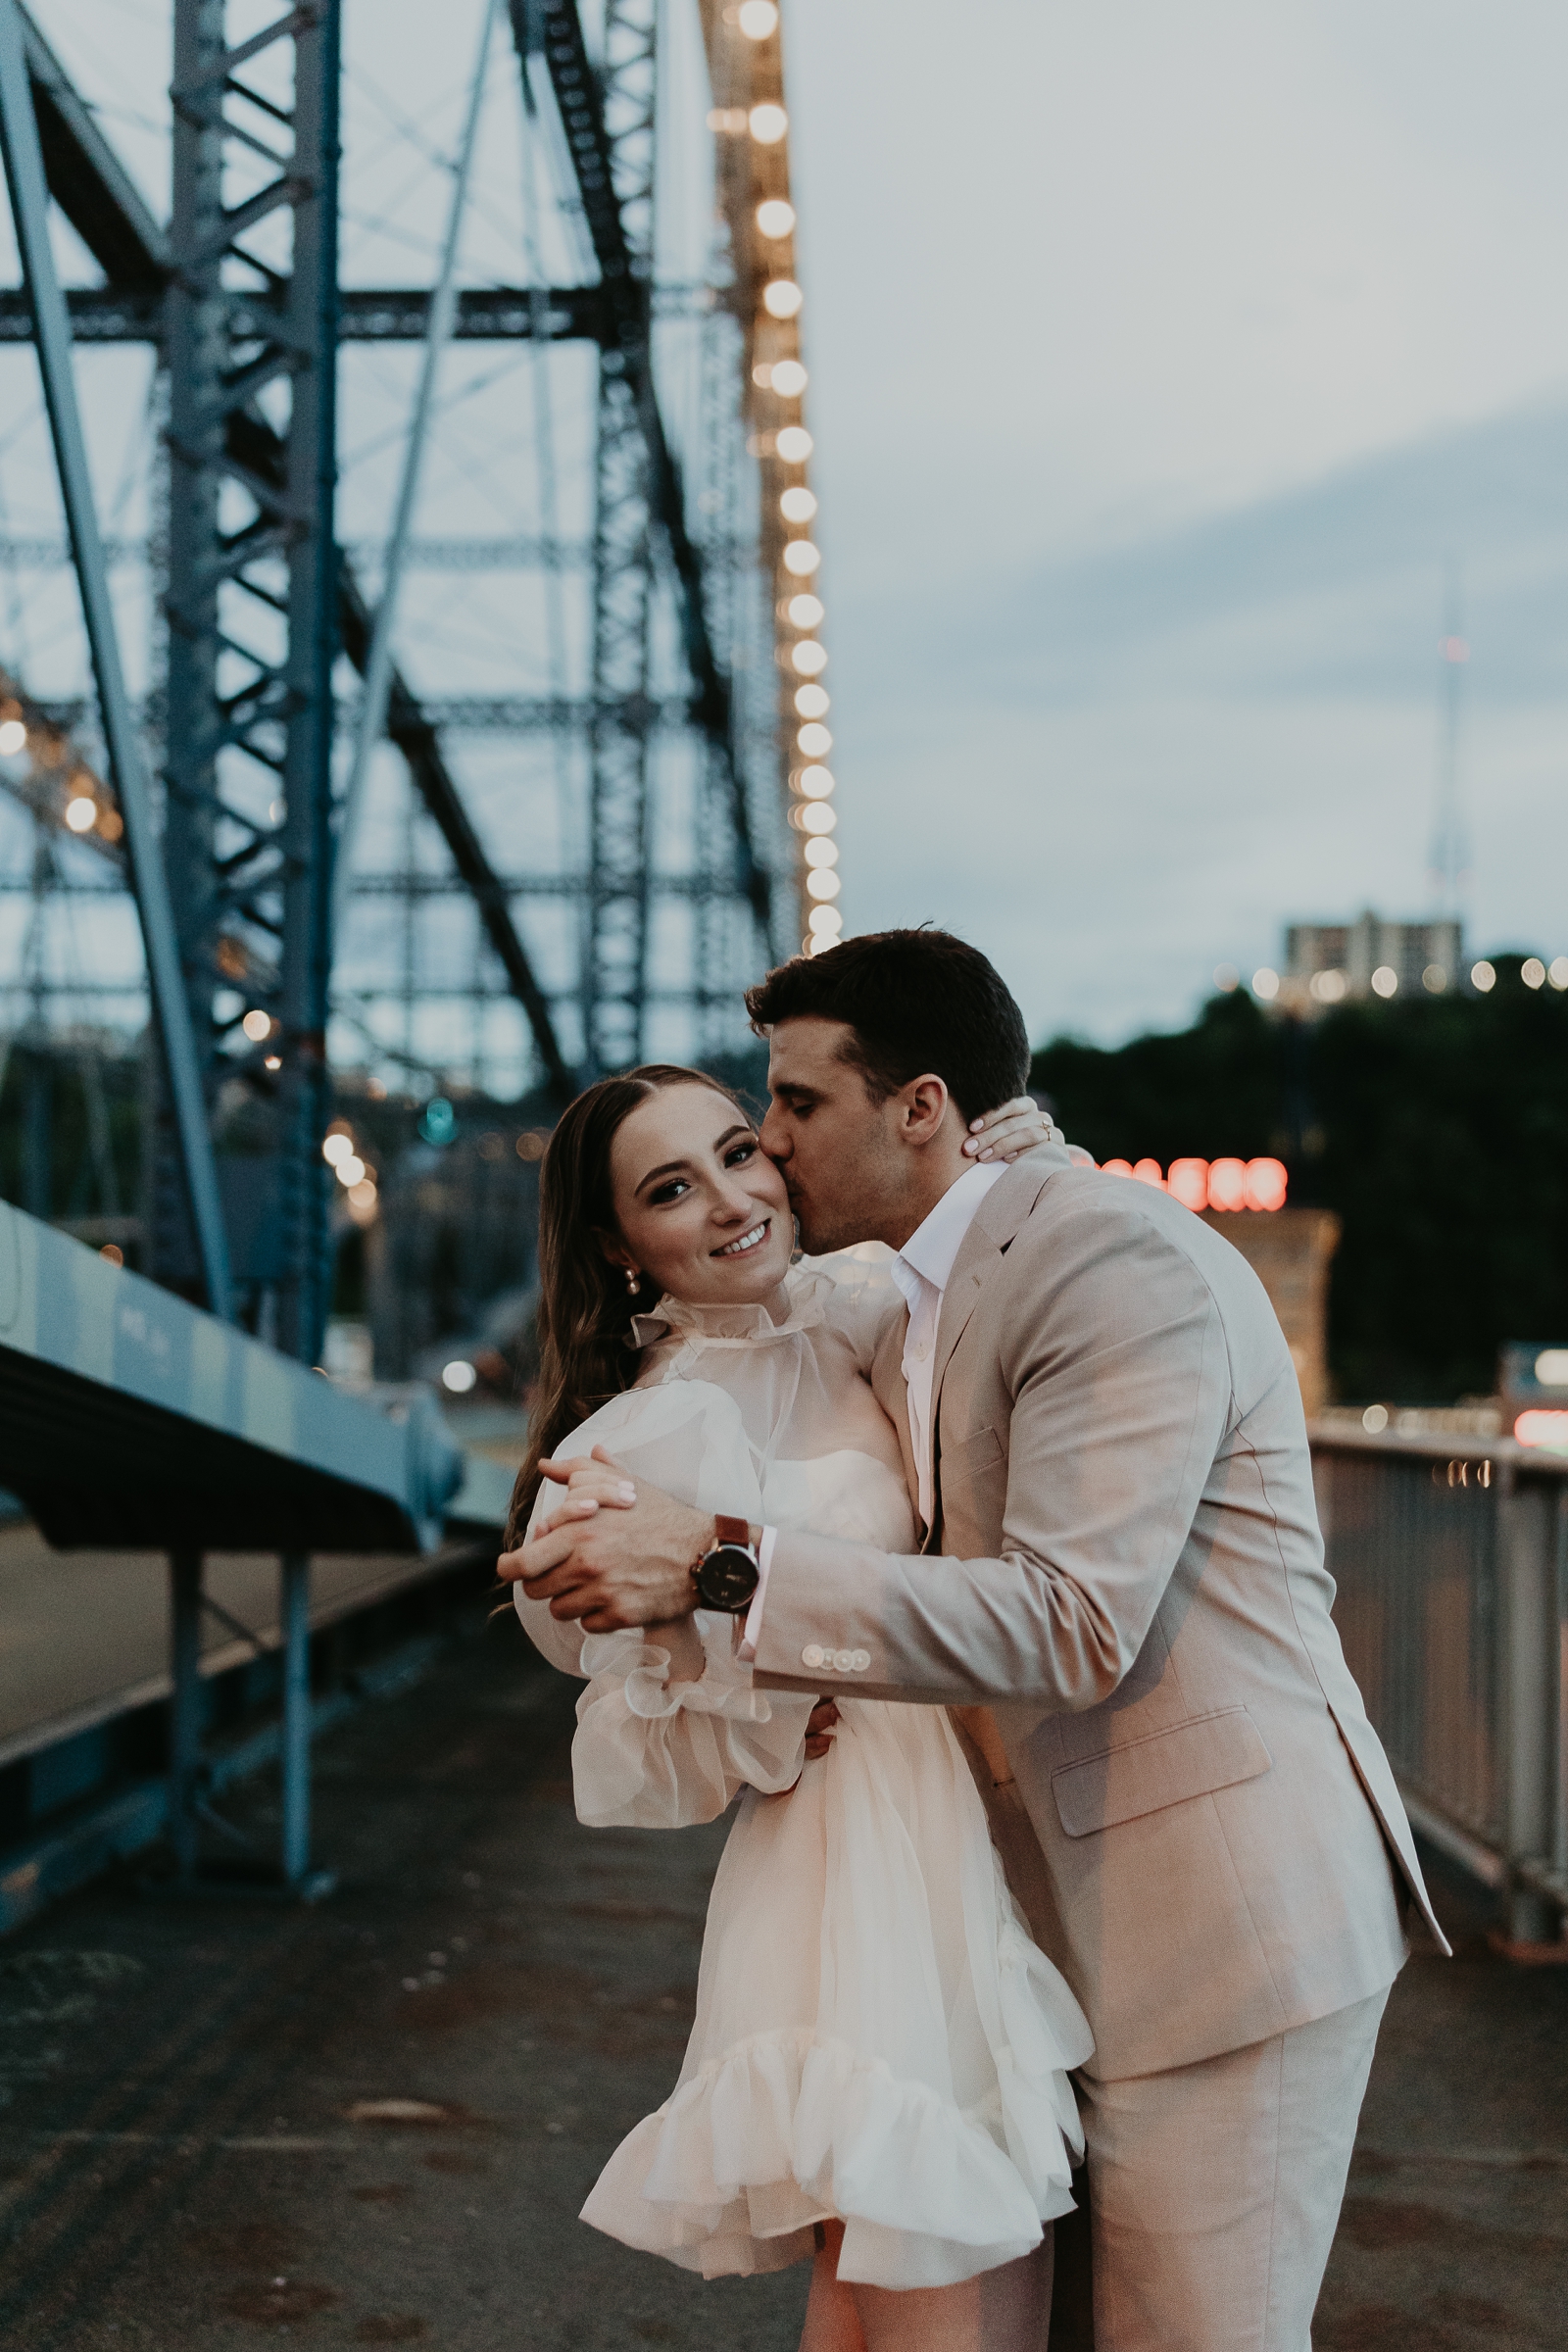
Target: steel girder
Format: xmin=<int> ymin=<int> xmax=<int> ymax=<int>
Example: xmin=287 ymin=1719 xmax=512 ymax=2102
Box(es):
xmin=577 ymin=0 xmax=658 ymax=1076
xmin=518 ymin=0 xmax=774 ymax=1074
xmin=0 ymin=282 xmax=610 ymax=342
xmin=7 ymin=8 xmax=572 ymax=1282
xmin=150 ymin=1 xmax=341 ymax=1364
xmin=0 ymin=0 xmax=233 ymax=1317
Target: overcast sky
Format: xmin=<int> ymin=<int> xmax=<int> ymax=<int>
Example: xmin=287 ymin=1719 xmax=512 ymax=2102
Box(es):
xmin=783 ymin=0 xmax=1568 ymax=1040
xmin=16 ymin=0 xmax=1568 ymax=1056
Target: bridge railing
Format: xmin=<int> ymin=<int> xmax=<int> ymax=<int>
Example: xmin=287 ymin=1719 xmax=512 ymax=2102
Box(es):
xmin=1310 ymin=1425 xmax=1568 ymax=1943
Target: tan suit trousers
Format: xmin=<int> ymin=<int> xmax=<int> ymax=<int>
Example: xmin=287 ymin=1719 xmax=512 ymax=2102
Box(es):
xmin=1072 ymin=1985 xmax=1388 ymax=2351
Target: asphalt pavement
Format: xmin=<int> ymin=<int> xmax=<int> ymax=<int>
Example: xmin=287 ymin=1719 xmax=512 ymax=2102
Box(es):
xmin=0 ymin=1621 xmax=1561 ymax=2349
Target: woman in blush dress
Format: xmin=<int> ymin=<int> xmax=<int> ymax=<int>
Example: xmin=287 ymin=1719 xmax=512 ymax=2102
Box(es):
xmin=508 ymin=1064 xmax=1092 ymax=2352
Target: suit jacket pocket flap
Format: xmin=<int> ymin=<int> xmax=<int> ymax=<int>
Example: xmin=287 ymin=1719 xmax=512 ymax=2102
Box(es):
xmin=1051 ymin=1707 xmax=1272 ymax=1838
xmin=944 ymin=1424 xmax=1003 ymax=1473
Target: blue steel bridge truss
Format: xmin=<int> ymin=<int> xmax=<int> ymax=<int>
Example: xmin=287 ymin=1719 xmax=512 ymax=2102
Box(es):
xmin=0 ymin=0 xmax=803 ymax=1903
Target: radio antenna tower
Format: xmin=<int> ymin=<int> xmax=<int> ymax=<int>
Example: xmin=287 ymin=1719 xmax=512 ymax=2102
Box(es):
xmin=1430 ymin=560 xmax=1469 ymax=915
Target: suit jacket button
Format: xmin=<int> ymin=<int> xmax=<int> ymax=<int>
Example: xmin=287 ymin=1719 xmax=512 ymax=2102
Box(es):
xmin=850 ymin=1649 xmax=870 ymax=1671
xmin=801 ymin=1643 xmax=825 ymax=1669
xmin=831 ymin=1648 xmax=856 ymax=1673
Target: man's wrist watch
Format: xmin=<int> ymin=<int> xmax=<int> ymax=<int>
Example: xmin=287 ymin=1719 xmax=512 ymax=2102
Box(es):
xmin=692 ymin=1514 xmax=760 ymax=1613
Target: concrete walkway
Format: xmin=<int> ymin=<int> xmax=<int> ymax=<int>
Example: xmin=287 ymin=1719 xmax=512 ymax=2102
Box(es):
xmin=0 ymin=1624 xmax=1562 ymax=2348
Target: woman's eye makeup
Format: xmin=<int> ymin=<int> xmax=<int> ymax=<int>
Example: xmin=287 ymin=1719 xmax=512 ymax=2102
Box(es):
xmin=642 ymin=1135 xmax=759 ymax=1206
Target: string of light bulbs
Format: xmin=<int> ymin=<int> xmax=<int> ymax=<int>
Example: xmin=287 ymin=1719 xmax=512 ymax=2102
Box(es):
xmin=707 ymin=0 xmax=841 ymax=957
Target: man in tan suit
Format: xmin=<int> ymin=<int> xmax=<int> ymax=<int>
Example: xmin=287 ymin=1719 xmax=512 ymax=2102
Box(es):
xmin=510 ymin=929 xmax=1446 ymax=2349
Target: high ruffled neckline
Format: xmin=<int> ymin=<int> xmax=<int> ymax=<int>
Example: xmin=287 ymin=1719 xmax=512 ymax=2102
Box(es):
xmin=630 ymin=1267 xmax=837 ymax=1352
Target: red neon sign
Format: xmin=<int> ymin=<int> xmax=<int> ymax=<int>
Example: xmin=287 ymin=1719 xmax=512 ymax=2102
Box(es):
xmin=1513 ymin=1410 xmax=1568 ymax=1452
xmin=1097 ymin=1155 xmax=1289 ymax=1213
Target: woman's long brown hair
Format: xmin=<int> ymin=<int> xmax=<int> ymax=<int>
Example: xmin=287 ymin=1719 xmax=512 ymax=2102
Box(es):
xmin=504 ymin=1063 xmax=747 ymax=1547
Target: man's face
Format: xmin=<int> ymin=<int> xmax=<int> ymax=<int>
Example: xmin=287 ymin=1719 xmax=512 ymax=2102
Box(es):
xmin=758 ymin=1017 xmax=905 ymax=1254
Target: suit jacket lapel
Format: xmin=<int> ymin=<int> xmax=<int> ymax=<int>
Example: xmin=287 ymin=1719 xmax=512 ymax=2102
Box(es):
xmin=924 ymin=1149 xmax=1067 ymax=1549
xmin=870 ymin=1296 xmax=925 ymax=1542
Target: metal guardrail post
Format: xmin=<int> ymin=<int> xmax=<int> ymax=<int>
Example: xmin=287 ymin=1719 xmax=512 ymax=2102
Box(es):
xmin=279 ymin=1552 xmax=324 ymax=1892
xmin=1554 ymin=1489 xmax=1568 ymax=1893
xmin=167 ymin=1550 xmax=204 ymax=1884
xmin=1494 ymin=1459 xmax=1558 ymax=1943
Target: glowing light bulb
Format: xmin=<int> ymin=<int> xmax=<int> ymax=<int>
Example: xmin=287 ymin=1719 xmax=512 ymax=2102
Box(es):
xmin=348 ymin=1179 xmax=378 ymax=1213
xmin=442 ymin=1359 xmax=477 ymax=1394
xmin=808 ymin=905 xmax=842 ymax=938
xmin=322 ymin=1131 xmax=354 ymax=1165
xmin=242 ymin=1008 xmax=272 ymax=1043
xmin=787 ymin=594 xmax=824 ymax=630
xmin=797 ymin=721 xmax=832 ymax=756
xmin=738 ymin=0 xmax=778 ymax=36
xmin=804 ymin=837 xmax=838 ymax=868
xmin=1251 ymin=967 xmax=1279 ymax=1001
xmin=779 ymin=485 xmax=817 ymax=523
xmin=0 ymin=718 xmax=25 ymax=756
xmin=762 ymin=278 xmax=803 ymax=320
xmin=799 ymin=801 xmax=836 ymax=835
xmin=749 ymin=103 xmax=788 ymax=144
xmin=782 ymin=539 xmax=820 ymax=576
xmin=336 ymin=1154 xmax=366 ymax=1188
xmin=1471 ymin=959 xmax=1495 ymax=992
xmin=775 ymin=424 xmax=812 ymax=462
xmin=1522 ymin=956 xmax=1546 ymax=990
xmin=769 ymin=359 xmax=808 ymax=398
xmin=795 ymin=683 xmax=829 ymax=718
xmin=64 ymin=796 xmax=96 ymax=832
xmin=796 ymin=764 xmax=834 ymax=798
xmin=756 ymin=199 xmax=796 ymax=240
xmin=806 ymin=868 xmax=841 ymax=901
xmin=791 ymin=639 xmax=827 ymax=676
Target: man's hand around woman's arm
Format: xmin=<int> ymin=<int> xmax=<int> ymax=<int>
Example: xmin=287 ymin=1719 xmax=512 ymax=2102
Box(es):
xmin=496 ymin=1445 xmax=715 ymax=1632
xmin=502 ymin=1450 xmax=839 ymax=1763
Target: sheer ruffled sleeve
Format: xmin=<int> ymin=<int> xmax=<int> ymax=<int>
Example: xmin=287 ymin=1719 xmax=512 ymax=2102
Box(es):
xmin=513 ymin=1381 xmax=813 ymax=1828
xmin=571 ymin=1615 xmax=810 ymax=1828
xmin=809 ymin=1258 xmax=905 ymax=1373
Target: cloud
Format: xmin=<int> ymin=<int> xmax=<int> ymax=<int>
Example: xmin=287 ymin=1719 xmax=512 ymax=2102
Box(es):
xmin=833 ymin=401 xmax=1568 ymax=1043
xmin=956 ymin=399 xmax=1568 ymax=709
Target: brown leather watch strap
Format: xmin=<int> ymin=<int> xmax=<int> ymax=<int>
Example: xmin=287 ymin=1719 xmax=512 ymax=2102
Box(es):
xmin=713 ymin=1514 xmax=750 ymax=1548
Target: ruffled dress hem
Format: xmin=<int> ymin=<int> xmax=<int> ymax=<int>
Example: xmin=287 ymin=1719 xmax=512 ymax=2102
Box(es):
xmin=579 ymin=2024 xmax=1081 ymax=2291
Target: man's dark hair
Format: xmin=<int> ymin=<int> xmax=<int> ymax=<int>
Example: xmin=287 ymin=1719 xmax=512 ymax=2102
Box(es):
xmin=744 ymin=928 xmax=1030 ymax=1121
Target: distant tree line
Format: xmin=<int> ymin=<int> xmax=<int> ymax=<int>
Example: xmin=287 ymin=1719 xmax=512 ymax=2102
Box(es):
xmin=1030 ymin=956 xmax=1568 ymax=1403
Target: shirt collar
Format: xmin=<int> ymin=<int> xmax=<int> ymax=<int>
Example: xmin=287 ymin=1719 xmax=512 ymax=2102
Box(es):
xmin=893 ymin=1160 xmax=1006 ymax=1299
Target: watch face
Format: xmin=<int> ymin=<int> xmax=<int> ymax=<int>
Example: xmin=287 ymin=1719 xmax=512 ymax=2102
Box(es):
xmin=700 ymin=1544 xmax=760 ymax=1611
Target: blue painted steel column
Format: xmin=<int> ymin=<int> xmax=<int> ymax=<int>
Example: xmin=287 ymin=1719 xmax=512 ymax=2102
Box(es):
xmin=279 ymin=1551 xmax=312 ymax=1886
xmin=0 ymin=0 xmax=232 ymax=1320
xmin=275 ymin=0 xmax=342 ymax=1366
xmin=168 ymin=1549 xmax=204 ymax=1882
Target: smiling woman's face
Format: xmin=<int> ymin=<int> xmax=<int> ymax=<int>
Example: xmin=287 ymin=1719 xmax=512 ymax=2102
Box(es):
xmin=606 ymin=1082 xmax=794 ymax=1306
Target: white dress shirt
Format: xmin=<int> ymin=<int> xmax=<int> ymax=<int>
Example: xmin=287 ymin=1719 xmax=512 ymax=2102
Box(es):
xmin=888 ymin=1160 xmax=1007 ymax=1529
xmin=741 ymin=1160 xmax=1005 ymax=1655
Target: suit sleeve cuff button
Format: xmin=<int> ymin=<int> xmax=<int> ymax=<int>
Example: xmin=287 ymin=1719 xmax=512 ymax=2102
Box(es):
xmin=801 ymin=1643 xmax=825 ymax=1669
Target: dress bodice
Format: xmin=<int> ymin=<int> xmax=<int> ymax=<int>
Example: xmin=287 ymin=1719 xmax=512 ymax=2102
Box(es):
xmin=514 ymin=1265 xmax=913 ymax=1682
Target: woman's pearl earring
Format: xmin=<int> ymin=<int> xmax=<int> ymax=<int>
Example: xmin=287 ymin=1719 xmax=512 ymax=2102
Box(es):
xmin=625 ymin=1266 xmax=641 ymax=1296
